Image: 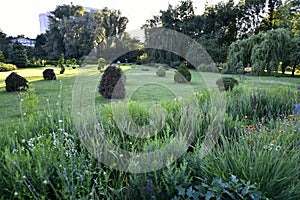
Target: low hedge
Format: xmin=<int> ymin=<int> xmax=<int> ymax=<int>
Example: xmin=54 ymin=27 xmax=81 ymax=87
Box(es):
xmin=0 ymin=62 xmax=17 ymax=72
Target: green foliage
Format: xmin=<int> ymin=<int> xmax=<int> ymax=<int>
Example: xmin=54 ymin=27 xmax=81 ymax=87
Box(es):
xmin=45 ymin=5 xmax=129 ymax=60
xmin=0 ymin=62 xmax=17 ymax=72
xmin=45 ymin=60 xmax=58 ymax=66
xmin=174 ymin=63 xmax=191 ymax=83
xmin=200 ymin=126 xmax=300 ymax=199
xmin=66 ymin=58 xmax=77 ymax=68
xmin=197 ymin=63 xmax=219 ymax=72
xmin=18 ymin=87 xmax=39 ymax=117
xmin=226 ymin=86 xmax=298 ymax=120
xmin=11 ymin=41 xmax=28 ymax=68
xmin=97 ymin=57 xmax=108 ymax=71
xmin=228 ymin=29 xmax=292 ymax=76
xmin=172 ymin=175 xmax=267 ymax=200
xmin=0 ymin=84 xmax=300 ymax=199
xmin=43 ymin=69 xmax=56 ymax=80
xmin=290 ymin=34 xmax=300 ymax=76
xmin=98 ymin=66 xmax=126 ymax=99
xmin=156 ymin=66 xmax=166 ymax=77
xmin=216 ymin=77 xmax=238 ymax=91
xmin=0 ymin=51 xmax=6 ymax=62
xmin=25 ymin=63 xmax=44 ymax=68
xmin=58 ymin=54 xmax=65 ymax=74
xmin=5 ymin=72 xmax=29 ymax=92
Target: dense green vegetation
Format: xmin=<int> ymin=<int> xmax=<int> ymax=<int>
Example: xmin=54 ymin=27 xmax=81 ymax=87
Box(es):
xmin=0 ymin=64 xmax=299 ymax=199
xmin=0 ymin=0 xmax=299 ymax=199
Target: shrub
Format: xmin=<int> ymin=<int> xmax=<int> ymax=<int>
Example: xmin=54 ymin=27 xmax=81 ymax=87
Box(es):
xmin=0 ymin=51 xmax=6 ymax=63
xmin=216 ymin=77 xmax=238 ymax=91
xmin=98 ymin=66 xmax=126 ymax=99
xmin=156 ymin=66 xmax=166 ymax=77
xmin=43 ymin=69 xmax=56 ymax=80
xmin=0 ymin=62 xmax=17 ymax=72
xmin=58 ymin=54 xmax=65 ymax=74
xmin=45 ymin=60 xmax=58 ymax=66
xmin=5 ymin=72 xmax=29 ymax=92
xmin=98 ymin=57 xmax=108 ymax=71
xmin=174 ymin=63 xmax=191 ymax=83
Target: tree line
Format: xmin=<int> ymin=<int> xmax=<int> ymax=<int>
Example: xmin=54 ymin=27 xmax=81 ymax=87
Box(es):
xmin=143 ymin=0 xmax=300 ymax=76
xmin=0 ymin=4 xmax=142 ymax=66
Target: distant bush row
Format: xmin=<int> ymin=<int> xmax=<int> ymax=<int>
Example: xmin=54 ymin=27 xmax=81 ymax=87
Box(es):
xmin=0 ymin=62 xmax=17 ymax=72
xmin=4 ymin=69 xmax=57 ymax=92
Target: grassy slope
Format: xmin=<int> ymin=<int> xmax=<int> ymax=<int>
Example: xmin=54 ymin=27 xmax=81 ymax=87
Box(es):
xmin=0 ymin=65 xmax=299 ymax=125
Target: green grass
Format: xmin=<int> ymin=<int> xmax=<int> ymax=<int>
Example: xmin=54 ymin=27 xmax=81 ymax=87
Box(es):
xmin=1 ymin=65 xmax=299 ymax=125
xmin=1 ymin=65 xmax=300 ymax=199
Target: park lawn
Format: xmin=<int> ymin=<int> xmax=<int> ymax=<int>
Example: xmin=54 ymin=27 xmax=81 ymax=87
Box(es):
xmin=0 ymin=65 xmax=299 ymax=125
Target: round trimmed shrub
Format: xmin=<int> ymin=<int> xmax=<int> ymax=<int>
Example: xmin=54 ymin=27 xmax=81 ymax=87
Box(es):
xmin=5 ymin=72 xmax=29 ymax=92
xmin=174 ymin=63 xmax=191 ymax=83
xmin=43 ymin=69 xmax=56 ymax=80
xmin=0 ymin=62 xmax=17 ymax=72
xmin=98 ymin=66 xmax=126 ymax=99
xmin=216 ymin=77 xmax=238 ymax=91
xmin=156 ymin=66 xmax=166 ymax=77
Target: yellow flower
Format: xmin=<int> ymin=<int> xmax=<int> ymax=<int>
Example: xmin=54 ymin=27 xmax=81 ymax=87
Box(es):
xmin=272 ymin=139 xmax=277 ymax=143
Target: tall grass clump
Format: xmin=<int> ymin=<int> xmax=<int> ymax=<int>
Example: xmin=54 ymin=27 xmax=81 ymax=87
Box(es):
xmin=199 ymin=117 xmax=300 ymax=199
xmin=226 ymin=86 xmax=298 ymax=120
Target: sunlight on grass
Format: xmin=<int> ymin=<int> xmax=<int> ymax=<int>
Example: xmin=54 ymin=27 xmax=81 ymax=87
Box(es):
xmin=0 ymin=67 xmax=79 ymax=88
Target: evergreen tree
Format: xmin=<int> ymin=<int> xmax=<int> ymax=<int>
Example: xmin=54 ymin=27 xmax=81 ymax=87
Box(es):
xmin=11 ymin=41 xmax=27 ymax=67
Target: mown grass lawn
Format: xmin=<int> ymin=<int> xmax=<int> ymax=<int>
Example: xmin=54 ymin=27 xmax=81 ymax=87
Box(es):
xmin=0 ymin=65 xmax=299 ymax=125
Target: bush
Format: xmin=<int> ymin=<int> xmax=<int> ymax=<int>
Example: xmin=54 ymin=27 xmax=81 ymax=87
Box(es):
xmin=45 ymin=60 xmax=58 ymax=66
xmin=216 ymin=77 xmax=238 ymax=91
xmin=0 ymin=52 xmax=6 ymax=63
xmin=43 ymin=69 xmax=56 ymax=80
xmin=5 ymin=72 xmax=29 ymax=92
xmin=156 ymin=66 xmax=166 ymax=77
xmin=174 ymin=63 xmax=191 ymax=83
xmin=98 ymin=66 xmax=126 ymax=99
xmin=98 ymin=57 xmax=108 ymax=71
xmin=0 ymin=62 xmax=17 ymax=72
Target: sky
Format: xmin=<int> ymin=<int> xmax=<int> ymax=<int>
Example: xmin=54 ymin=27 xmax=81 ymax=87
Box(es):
xmin=0 ymin=0 xmax=224 ymax=39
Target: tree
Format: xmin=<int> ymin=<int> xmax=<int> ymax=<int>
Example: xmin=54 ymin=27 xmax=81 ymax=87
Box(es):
xmin=0 ymin=30 xmax=11 ymax=59
xmin=34 ymin=34 xmax=48 ymax=59
xmin=259 ymin=0 xmax=283 ymax=31
xmin=236 ymin=0 xmax=268 ymax=38
xmin=45 ymin=4 xmax=130 ymax=61
xmin=10 ymin=41 xmax=28 ymax=67
xmin=0 ymin=51 xmax=6 ymax=63
xmin=290 ymin=34 xmax=300 ymax=77
xmin=143 ymin=0 xmax=195 ymax=64
xmin=228 ymin=28 xmax=292 ymax=75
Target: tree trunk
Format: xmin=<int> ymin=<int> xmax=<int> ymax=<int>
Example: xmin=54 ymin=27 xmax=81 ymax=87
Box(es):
xmin=291 ymin=65 xmax=296 ymax=77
